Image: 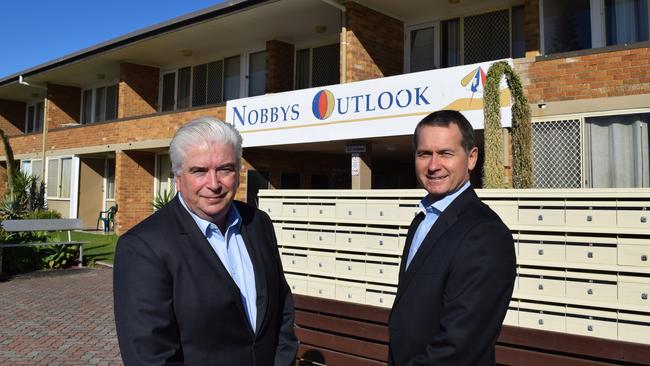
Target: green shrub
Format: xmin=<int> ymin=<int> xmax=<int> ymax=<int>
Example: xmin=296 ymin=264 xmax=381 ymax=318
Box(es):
xmin=25 ymin=209 xmax=63 ymax=219
xmin=42 ymin=245 xmax=79 ymax=269
xmin=153 ymin=189 xmax=175 ymax=211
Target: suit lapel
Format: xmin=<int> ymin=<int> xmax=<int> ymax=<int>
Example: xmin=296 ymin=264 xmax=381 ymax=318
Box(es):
xmin=170 ymin=197 xmax=250 ymax=328
xmin=393 ymin=188 xmax=477 ymax=306
xmin=237 ymin=203 xmax=269 ymax=335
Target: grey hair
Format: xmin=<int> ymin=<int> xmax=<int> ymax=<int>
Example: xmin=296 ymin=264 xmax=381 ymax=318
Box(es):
xmin=169 ymin=117 xmax=243 ymax=176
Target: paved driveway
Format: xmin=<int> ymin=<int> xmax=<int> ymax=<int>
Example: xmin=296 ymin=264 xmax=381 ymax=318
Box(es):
xmin=0 ymin=267 xmax=122 ymax=365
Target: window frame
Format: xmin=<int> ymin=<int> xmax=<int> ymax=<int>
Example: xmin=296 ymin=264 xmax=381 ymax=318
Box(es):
xmin=245 ymin=48 xmax=267 ymax=98
xmin=404 ymin=5 xmax=523 ymax=73
xmin=539 ymin=0 xmax=650 ymax=54
xmin=20 ymin=158 xmax=44 ymax=183
xmin=293 ymin=39 xmax=340 ymax=89
xmin=532 ymin=107 xmax=650 ymax=188
xmin=159 ymin=49 xmax=267 ymax=112
xmin=45 ymin=156 xmax=73 ymax=199
xmin=80 ymin=84 xmax=119 ymax=124
xmin=405 ymin=21 xmax=440 ymax=73
xmin=25 ymin=101 xmax=44 ymax=133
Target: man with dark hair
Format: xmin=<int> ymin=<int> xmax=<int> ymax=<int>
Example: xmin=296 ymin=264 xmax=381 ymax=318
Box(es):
xmin=389 ymin=110 xmax=516 ymax=365
xmin=114 ymin=117 xmax=298 ymax=366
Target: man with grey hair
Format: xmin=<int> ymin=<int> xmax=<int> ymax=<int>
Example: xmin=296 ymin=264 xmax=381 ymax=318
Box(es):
xmin=114 ymin=117 xmax=298 ymax=366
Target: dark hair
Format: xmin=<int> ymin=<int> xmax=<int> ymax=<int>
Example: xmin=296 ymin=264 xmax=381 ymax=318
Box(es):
xmin=413 ymin=110 xmax=476 ymax=153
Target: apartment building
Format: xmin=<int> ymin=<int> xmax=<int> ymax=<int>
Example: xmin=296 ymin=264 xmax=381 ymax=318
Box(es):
xmin=0 ymin=0 xmax=648 ymax=234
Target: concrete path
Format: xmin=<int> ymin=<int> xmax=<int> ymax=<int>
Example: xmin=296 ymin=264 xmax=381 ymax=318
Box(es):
xmin=0 ymin=268 xmax=122 ymax=365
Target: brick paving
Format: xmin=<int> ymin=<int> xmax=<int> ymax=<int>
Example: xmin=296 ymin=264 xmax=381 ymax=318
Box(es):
xmin=0 ymin=268 xmax=122 ymax=365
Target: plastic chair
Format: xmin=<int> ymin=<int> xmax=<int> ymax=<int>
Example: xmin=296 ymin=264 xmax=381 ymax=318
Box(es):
xmin=97 ymin=205 xmax=118 ymax=232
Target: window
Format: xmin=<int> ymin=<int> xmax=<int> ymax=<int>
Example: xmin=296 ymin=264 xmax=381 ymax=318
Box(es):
xmin=224 ymin=55 xmax=241 ymax=101
xmin=248 ymin=51 xmax=267 ymax=97
xmin=441 ymin=18 xmax=460 ymax=68
xmin=606 ymin=0 xmax=649 ymax=45
xmin=542 ymin=0 xmax=650 ymax=54
xmin=81 ymin=85 xmax=118 ymax=124
xmin=532 ymin=119 xmax=583 ymax=188
xmin=47 ymin=157 xmax=72 ymax=198
xmin=161 ymin=72 xmax=176 ymax=112
xmin=586 ymin=113 xmax=649 ymax=187
xmin=21 ymin=159 xmax=43 ymax=183
xmin=26 ymin=102 xmax=44 ymax=133
xmin=542 ymin=0 xmax=592 ymax=54
xmin=532 ymin=112 xmax=650 ymax=188
xmin=295 ymin=43 xmax=340 ymax=89
xmin=511 ymin=5 xmax=526 ymax=58
xmin=160 ymin=66 xmax=193 ymax=111
xmin=156 ymin=154 xmax=175 ymax=196
xmin=192 ymin=60 xmax=225 ymax=107
xmin=162 ymin=51 xmax=262 ymax=111
xmin=406 ymin=7 xmax=523 ymax=72
xmin=177 ymin=67 xmax=191 ymax=109
xmin=410 ymin=26 xmax=436 ymax=72
xmin=464 ymin=9 xmax=511 ymax=64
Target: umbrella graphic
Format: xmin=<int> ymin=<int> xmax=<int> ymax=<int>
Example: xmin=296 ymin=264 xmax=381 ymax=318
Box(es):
xmin=461 ymin=67 xmax=487 ymax=105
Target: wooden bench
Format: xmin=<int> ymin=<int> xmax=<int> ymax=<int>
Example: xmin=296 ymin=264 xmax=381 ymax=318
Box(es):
xmin=293 ymin=294 xmax=650 ymax=366
xmin=1 ymin=219 xmax=88 ymax=269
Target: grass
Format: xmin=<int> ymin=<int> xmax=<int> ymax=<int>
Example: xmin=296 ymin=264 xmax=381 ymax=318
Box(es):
xmin=51 ymin=231 xmax=118 ymax=265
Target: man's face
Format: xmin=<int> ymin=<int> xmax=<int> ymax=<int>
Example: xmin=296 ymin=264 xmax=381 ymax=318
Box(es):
xmin=415 ymin=124 xmax=478 ymax=201
xmin=175 ymin=141 xmax=239 ymax=225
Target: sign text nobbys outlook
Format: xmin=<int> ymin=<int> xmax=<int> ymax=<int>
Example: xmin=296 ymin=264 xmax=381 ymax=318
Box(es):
xmin=231 ymin=86 xmax=431 ymax=126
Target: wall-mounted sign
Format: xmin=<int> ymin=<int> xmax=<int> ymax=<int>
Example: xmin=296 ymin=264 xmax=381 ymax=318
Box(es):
xmin=226 ymin=60 xmax=513 ymax=147
xmin=345 ymin=144 xmax=366 ymax=154
xmin=351 ymin=153 xmax=360 ymax=176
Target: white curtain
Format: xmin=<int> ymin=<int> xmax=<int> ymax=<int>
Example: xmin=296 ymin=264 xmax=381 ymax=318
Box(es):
xmin=587 ymin=113 xmax=649 ymax=188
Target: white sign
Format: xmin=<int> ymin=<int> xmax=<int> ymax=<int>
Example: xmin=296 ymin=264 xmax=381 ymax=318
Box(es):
xmin=351 ymin=153 xmax=360 ymax=176
xmin=226 ymin=60 xmax=513 ymax=147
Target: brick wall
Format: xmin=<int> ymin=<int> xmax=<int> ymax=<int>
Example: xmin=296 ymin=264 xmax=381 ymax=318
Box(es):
xmin=515 ymin=47 xmax=650 ymax=103
xmin=266 ymin=40 xmax=294 ymax=93
xmin=118 ymin=62 xmax=160 ymax=119
xmin=524 ymin=0 xmax=540 ymax=56
xmin=115 ymin=150 xmax=155 ymax=234
xmin=344 ymin=1 xmax=403 ymax=82
xmin=9 ymin=105 xmax=227 ymax=156
xmin=0 ymin=100 xmax=26 ymax=135
xmin=46 ymin=84 xmax=81 ymax=129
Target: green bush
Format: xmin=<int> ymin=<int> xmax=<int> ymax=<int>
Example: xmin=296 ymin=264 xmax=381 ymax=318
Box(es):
xmin=0 ymin=175 xmax=68 ymax=274
xmin=25 ymin=209 xmax=63 ymax=219
xmin=42 ymin=245 xmax=79 ymax=269
xmin=153 ymin=188 xmax=175 ymax=211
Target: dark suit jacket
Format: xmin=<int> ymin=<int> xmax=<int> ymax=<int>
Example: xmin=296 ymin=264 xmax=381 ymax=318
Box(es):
xmin=114 ymin=196 xmax=298 ymax=366
xmin=388 ymin=187 xmax=516 ymax=366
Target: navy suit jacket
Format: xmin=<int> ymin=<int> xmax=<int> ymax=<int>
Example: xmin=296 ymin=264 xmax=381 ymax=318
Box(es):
xmin=114 ymin=196 xmax=298 ymax=366
xmin=388 ymin=187 xmax=516 ymax=365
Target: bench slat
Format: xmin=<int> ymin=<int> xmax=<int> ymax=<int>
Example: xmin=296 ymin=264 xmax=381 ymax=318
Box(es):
xmin=0 ymin=241 xmax=88 ymax=248
xmin=2 ymin=219 xmax=84 ymax=232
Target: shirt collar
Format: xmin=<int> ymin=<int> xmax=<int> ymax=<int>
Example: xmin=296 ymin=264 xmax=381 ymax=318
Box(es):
xmin=419 ymin=181 xmax=471 ymax=214
xmin=178 ymin=193 xmax=241 ymax=236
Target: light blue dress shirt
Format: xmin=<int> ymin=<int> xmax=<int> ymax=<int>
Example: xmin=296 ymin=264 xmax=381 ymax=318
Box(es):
xmin=178 ymin=194 xmax=257 ymax=331
xmin=405 ymin=181 xmax=471 ymax=269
